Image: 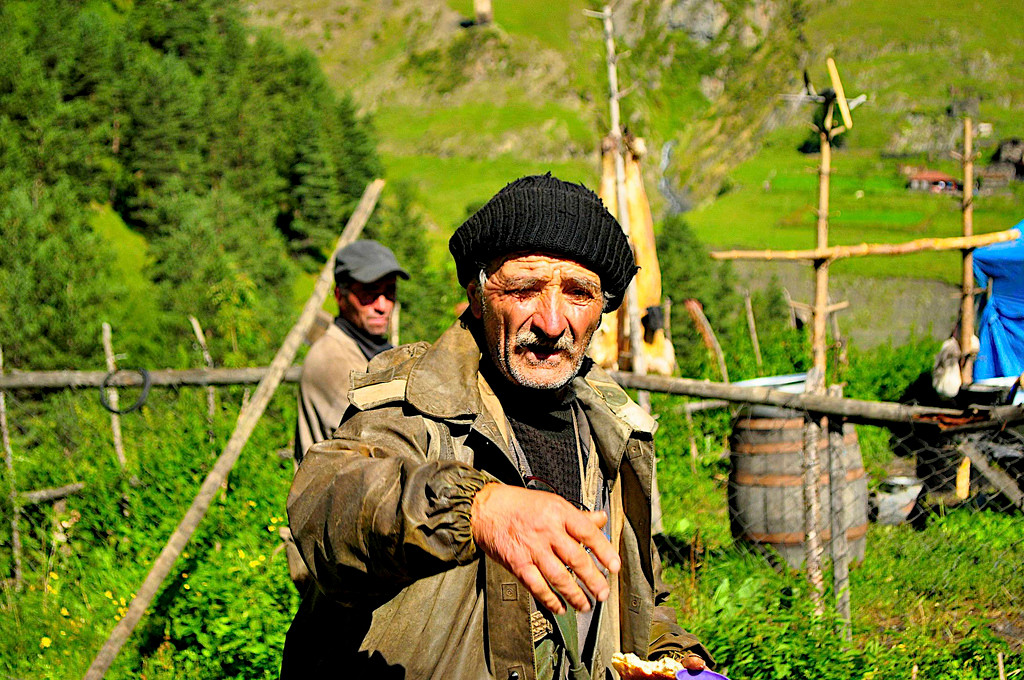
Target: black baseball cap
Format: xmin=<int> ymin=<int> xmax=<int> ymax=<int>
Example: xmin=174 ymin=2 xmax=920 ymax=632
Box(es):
xmin=333 ymin=240 xmax=410 ymax=285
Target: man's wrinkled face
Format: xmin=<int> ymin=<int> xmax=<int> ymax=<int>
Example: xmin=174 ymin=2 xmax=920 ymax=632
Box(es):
xmin=336 ymin=275 xmax=397 ymax=337
xmin=469 ymin=253 xmax=604 ymax=390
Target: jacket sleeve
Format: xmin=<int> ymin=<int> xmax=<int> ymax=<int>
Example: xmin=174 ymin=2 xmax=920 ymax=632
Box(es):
xmin=647 ymin=540 xmax=716 ymax=668
xmin=287 ymin=404 xmax=494 ymax=601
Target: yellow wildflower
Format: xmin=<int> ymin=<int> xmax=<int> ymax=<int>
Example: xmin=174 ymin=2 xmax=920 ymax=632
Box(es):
xmin=40 ymin=637 xmax=52 ymax=648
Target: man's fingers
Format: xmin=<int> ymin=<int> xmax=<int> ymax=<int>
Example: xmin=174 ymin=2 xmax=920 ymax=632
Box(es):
xmin=565 ymin=513 xmax=621 ymax=575
xmin=553 ymin=537 xmax=610 ymax=602
xmin=586 ymin=510 xmax=609 ymax=529
xmin=519 ymin=564 xmax=563 ymax=614
xmin=536 ymin=552 xmax=592 ymax=613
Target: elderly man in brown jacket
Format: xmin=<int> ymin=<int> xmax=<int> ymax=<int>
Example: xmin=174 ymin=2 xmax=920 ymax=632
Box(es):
xmin=283 ymin=174 xmax=713 ymax=680
xmin=285 ymin=240 xmax=409 ymax=588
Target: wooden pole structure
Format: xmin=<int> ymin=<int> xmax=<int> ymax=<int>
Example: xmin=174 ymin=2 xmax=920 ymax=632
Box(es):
xmin=83 ymin=178 xmax=384 ymax=680
xmin=591 ymin=5 xmax=648 ymax=388
xmin=7 ymin=363 xmax=1013 ymax=429
xmin=1 ymin=346 xmax=23 ymax=590
xmin=743 ymin=291 xmax=763 ymax=371
xmin=188 ymin=316 xmax=217 ymax=425
xmin=800 ymin=98 xmax=838 ymax=614
xmin=710 ymin=229 xmax=1018 ymax=261
xmin=101 ymin=323 xmax=127 ymax=473
xmin=959 ymin=117 xmax=976 ymax=384
xmin=19 ymin=482 xmax=85 ymax=506
xmin=960 ymin=442 xmax=1024 ymax=510
xmin=828 ymin=296 xmax=848 ymax=366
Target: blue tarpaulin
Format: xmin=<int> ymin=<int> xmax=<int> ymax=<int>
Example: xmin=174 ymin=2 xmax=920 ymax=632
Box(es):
xmin=973 ymin=220 xmax=1024 ymax=380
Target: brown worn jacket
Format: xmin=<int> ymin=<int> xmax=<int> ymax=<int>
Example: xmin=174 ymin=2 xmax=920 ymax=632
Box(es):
xmin=282 ymin=318 xmax=711 ymax=679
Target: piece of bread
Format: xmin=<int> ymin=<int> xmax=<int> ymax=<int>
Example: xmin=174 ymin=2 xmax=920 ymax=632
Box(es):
xmin=610 ymin=652 xmax=683 ymax=679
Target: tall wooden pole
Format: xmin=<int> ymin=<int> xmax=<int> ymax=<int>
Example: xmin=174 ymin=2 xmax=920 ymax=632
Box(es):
xmin=960 ymin=117 xmax=975 ymax=384
xmin=83 ymin=179 xmax=384 ymax=680
xmin=596 ymin=5 xmax=647 ymax=387
xmin=803 ymin=101 xmax=836 ymax=616
xmin=812 ymin=103 xmax=835 ymax=383
xmin=1 ymin=346 xmax=23 ymax=590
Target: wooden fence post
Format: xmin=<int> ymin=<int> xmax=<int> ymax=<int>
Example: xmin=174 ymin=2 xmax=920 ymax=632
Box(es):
xmin=802 ymin=368 xmax=826 ymax=616
xmin=1 ymin=346 xmax=23 ymax=590
xmin=101 ymin=323 xmax=127 ymax=473
xmin=959 ymin=117 xmax=976 ymax=384
xmin=188 ymin=315 xmax=217 ymax=430
xmin=743 ymin=291 xmax=763 ymax=371
xmin=82 ymin=178 xmax=385 ymax=680
xmin=827 ymin=384 xmax=851 ymax=639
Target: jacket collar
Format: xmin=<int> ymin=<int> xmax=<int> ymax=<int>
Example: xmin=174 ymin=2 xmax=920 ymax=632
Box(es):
xmin=405 ymin=315 xmax=656 ymax=475
xmin=406 ymin=315 xmax=488 ymax=420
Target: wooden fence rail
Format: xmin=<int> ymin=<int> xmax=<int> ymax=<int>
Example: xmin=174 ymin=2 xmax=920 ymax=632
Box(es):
xmin=0 ymin=366 xmax=303 ymax=391
xmin=4 ymin=365 xmax=1019 ymax=432
xmin=609 ymin=371 xmax=1024 ymax=431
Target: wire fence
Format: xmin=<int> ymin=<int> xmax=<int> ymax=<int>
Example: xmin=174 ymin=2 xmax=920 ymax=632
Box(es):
xmin=651 ymin=393 xmax=1024 ymax=654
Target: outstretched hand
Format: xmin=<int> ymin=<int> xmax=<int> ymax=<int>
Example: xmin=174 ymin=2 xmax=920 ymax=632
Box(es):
xmin=470 ymin=483 xmax=620 ymax=614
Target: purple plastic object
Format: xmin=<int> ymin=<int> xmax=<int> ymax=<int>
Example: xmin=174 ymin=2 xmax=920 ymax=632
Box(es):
xmin=677 ymin=669 xmax=730 ymax=680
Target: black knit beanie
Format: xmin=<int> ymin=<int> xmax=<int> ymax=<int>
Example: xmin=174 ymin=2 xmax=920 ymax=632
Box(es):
xmin=448 ymin=173 xmax=637 ymax=310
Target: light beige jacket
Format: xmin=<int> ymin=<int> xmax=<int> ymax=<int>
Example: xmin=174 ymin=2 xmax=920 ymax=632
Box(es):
xmin=294 ymin=322 xmax=368 ymax=463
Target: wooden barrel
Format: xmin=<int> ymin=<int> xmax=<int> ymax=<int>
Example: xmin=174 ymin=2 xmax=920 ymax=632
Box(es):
xmin=728 ymin=406 xmax=867 ymax=569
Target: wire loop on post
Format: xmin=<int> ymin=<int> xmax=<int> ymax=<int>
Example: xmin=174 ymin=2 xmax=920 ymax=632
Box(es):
xmin=100 ymin=369 xmax=151 ymax=414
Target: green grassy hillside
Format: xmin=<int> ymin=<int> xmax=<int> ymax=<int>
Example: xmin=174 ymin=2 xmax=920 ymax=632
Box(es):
xmin=245 ymin=0 xmax=1024 ymax=345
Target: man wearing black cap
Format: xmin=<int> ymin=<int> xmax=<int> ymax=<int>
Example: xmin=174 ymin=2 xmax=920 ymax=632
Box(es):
xmin=283 ymin=175 xmax=712 ymax=679
xmin=294 ymin=239 xmax=410 ymax=464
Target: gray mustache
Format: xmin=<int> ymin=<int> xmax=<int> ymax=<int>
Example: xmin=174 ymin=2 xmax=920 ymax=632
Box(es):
xmin=516 ymin=330 xmax=574 ymax=352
